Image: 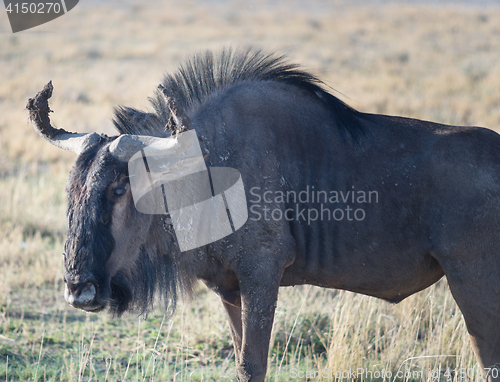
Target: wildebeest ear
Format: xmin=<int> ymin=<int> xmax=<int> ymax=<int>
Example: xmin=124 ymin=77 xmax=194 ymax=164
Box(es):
xmin=27 ymin=81 xmax=102 ymax=154
xmin=158 ymin=84 xmax=192 ymax=135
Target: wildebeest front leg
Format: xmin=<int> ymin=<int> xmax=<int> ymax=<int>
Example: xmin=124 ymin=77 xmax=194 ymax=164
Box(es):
xmin=222 ymin=300 xmax=243 ymax=363
xmin=234 ymin=263 xmax=283 ymax=382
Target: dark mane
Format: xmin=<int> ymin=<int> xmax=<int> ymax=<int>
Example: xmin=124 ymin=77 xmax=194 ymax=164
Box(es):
xmin=113 ymin=47 xmax=366 ymax=142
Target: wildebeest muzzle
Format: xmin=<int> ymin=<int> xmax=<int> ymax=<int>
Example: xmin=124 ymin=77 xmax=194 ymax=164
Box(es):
xmin=63 ymin=272 xmax=104 ymax=312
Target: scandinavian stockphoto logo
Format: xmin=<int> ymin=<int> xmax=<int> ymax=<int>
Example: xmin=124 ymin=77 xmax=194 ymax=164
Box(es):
xmin=128 ymin=130 xmax=248 ymax=252
xmin=4 ymin=0 xmax=79 ymax=33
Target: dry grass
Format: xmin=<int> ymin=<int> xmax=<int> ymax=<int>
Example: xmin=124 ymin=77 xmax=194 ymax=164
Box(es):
xmin=1 ymin=0 xmax=500 ymax=380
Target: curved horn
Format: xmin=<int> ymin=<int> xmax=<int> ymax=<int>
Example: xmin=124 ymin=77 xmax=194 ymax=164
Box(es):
xmin=27 ymin=81 xmax=101 ymax=154
xmin=108 ymin=134 xmax=161 ymax=162
xmin=158 ymin=84 xmax=192 ymax=133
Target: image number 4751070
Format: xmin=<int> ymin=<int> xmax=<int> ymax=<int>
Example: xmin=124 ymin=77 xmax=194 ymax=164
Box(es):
xmin=4 ymin=0 xmax=79 ymax=33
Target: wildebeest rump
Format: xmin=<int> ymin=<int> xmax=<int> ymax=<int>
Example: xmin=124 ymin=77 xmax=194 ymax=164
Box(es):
xmin=28 ymin=48 xmax=500 ymax=381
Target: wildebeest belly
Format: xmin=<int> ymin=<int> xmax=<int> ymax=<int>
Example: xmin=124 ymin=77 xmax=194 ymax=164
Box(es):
xmin=280 ymin=246 xmax=444 ymax=303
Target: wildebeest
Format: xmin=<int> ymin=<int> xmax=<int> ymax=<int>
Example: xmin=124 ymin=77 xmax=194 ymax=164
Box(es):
xmin=28 ymin=48 xmax=500 ymax=381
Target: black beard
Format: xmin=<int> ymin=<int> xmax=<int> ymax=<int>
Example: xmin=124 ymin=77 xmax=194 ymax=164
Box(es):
xmin=109 ymin=273 xmax=133 ymax=316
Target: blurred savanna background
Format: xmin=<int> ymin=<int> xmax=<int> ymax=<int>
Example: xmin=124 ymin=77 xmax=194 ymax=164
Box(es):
xmin=1 ymin=0 xmax=500 ymax=380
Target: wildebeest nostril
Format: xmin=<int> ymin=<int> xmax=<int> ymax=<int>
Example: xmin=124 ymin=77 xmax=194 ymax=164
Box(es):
xmin=64 ymin=280 xmax=97 ymax=307
xmin=65 ymin=280 xmax=78 ymax=294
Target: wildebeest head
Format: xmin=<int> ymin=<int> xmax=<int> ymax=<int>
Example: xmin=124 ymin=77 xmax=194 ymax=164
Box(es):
xmin=27 ymin=82 xmax=184 ymax=315
xmin=63 ymin=142 xmax=150 ymax=315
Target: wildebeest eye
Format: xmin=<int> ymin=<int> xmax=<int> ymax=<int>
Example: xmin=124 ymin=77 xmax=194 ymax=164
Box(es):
xmin=113 ymin=187 xmax=125 ymax=196
xmin=109 ymin=181 xmax=128 ymax=201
